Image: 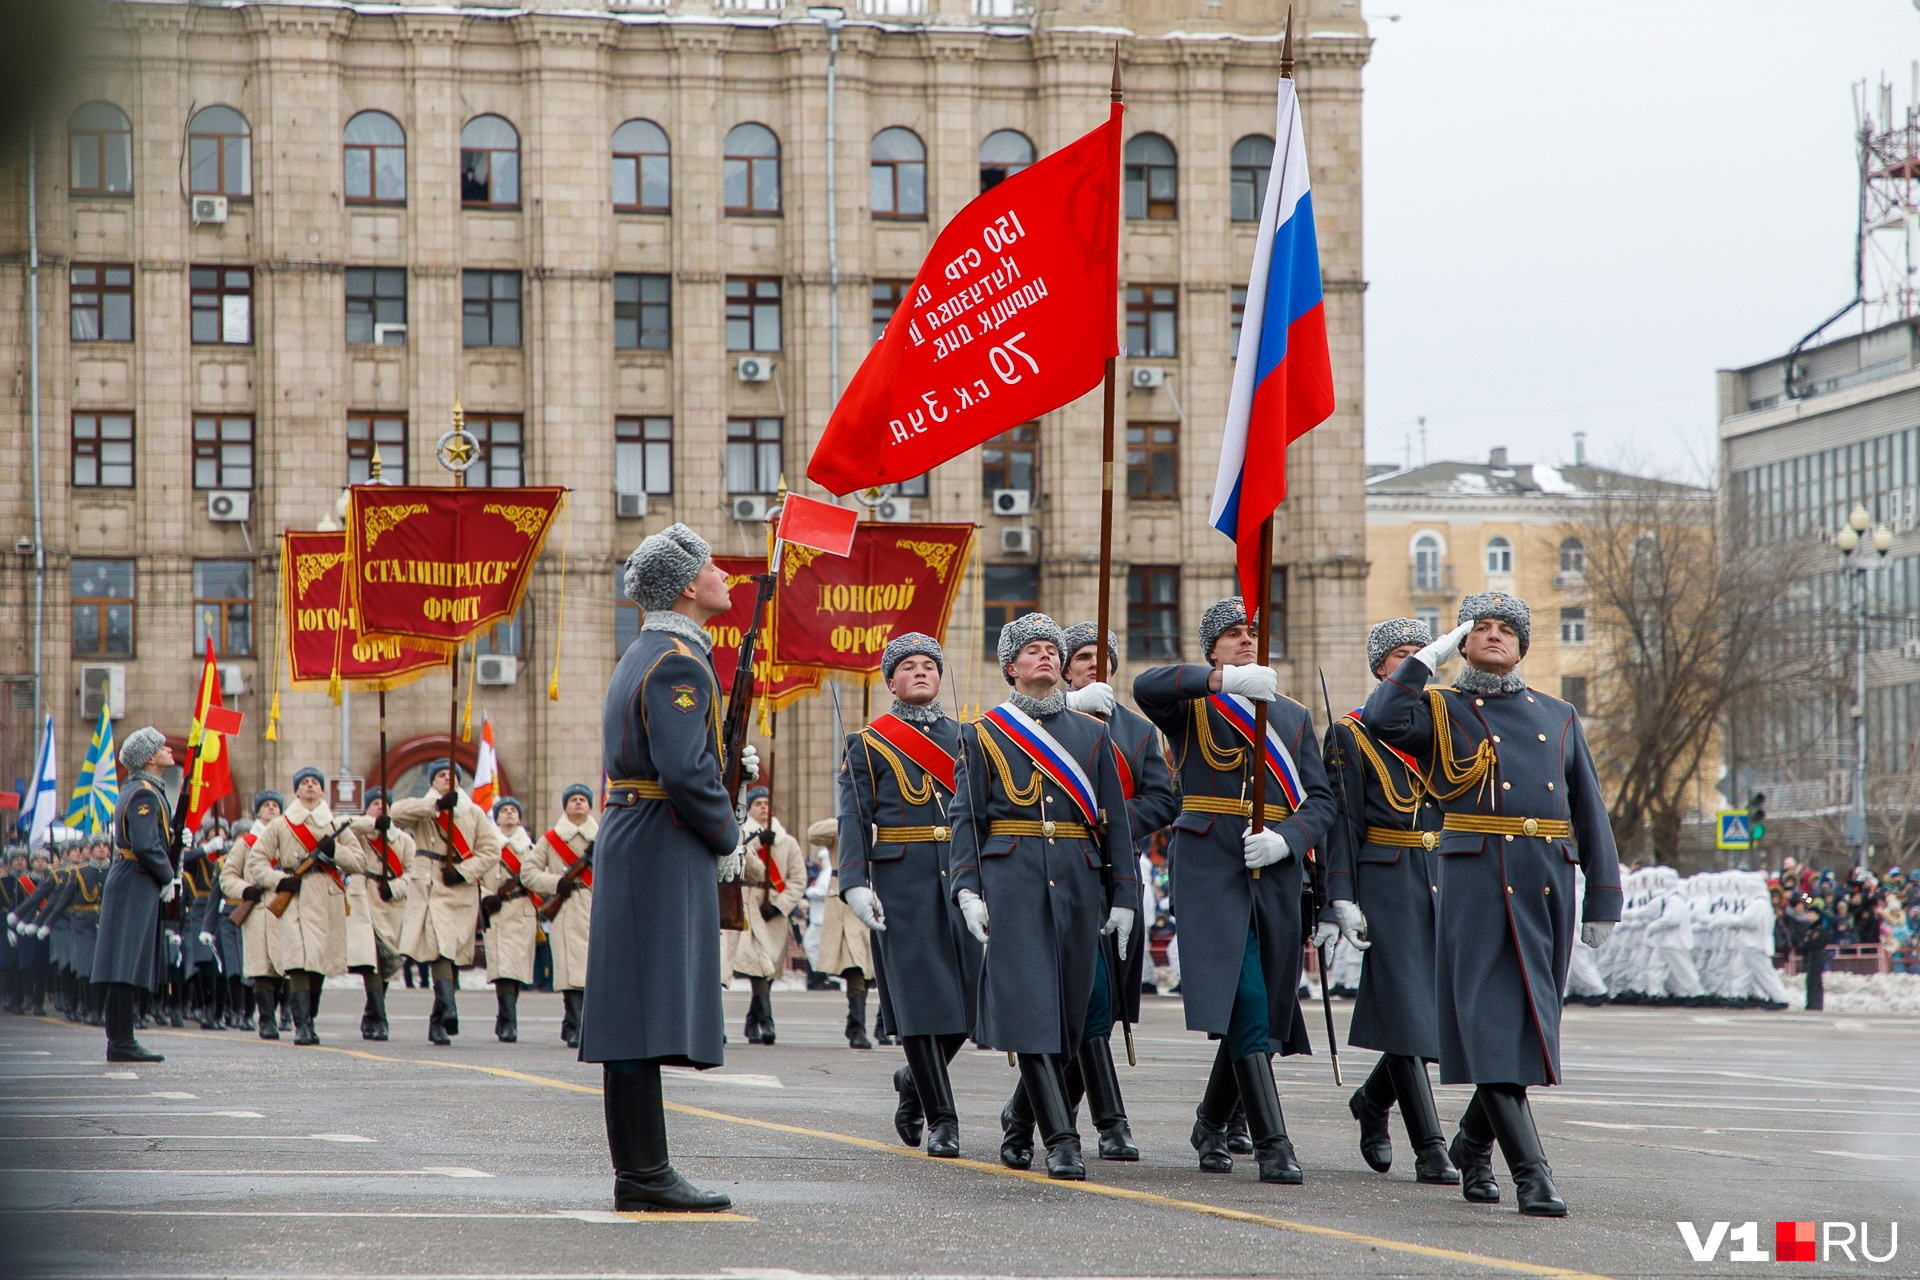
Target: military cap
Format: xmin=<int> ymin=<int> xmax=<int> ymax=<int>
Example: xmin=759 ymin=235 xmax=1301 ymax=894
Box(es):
xmin=882 ymin=632 xmax=944 ymax=682
xmin=622 ymin=522 xmax=712 ymax=611
xmin=996 ymin=612 xmax=1066 ymax=684
xmin=1457 ymin=591 xmax=1531 ymax=657
xmin=117 ymin=726 xmax=166 ymax=772
xmin=491 ymin=796 xmax=523 ymax=820
xmin=252 ymin=790 xmax=285 ymax=815
xmin=1367 ymin=617 xmax=1432 ymax=679
xmin=1061 ymin=622 xmax=1119 ymax=675
xmin=1199 ymin=597 xmax=1258 ymax=661
xmin=291 ymin=766 xmax=325 ymax=791
xmin=561 ymin=783 xmax=594 ymax=807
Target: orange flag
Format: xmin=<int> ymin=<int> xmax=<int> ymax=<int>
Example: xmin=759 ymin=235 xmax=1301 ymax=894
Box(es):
xmin=185 ymin=638 xmax=235 ymax=831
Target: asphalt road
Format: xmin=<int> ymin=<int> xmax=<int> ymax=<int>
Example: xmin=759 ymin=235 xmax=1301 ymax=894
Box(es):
xmin=1 ymin=985 xmax=1915 ymax=1280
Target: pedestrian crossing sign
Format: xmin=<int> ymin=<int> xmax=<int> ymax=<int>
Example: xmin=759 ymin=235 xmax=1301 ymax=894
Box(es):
xmin=1716 ymin=810 xmax=1752 ymax=850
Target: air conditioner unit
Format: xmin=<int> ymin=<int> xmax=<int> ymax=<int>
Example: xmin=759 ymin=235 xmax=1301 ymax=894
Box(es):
xmin=1904 ymin=638 xmax=1920 ymax=661
xmin=372 ymin=322 xmax=407 ymax=346
xmin=207 ymin=491 xmax=251 ymax=522
xmin=737 ymin=356 xmax=774 ymax=383
xmin=875 ymin=496 xmax=913 ymax=523
xmin=218 ymin=663 xmax=247 ymax=698
xmin=475 ymin=654 xmax=519 ymax=687
xmin=80 ymin=664 xmax=126 ymax=720
xmin=991 ymin=488 xmax=1032 ymax=517
xmin=732 ymin=495 xmax=771 ymax=523
xmin=615 ymin=491 xmax=649 ymax=519
xmin=191 ymin=195 xmax=228 ymax=225
xmin=1130 ymin=366 xmax=1167 ymax=390
xmin=1000 ymin=527 xmax=1035 ymax=556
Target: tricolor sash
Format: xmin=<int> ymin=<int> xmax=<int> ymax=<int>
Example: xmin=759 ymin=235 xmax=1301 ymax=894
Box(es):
xmin=981 ymin=703 xmax=1101 ymax=828
xmin=436 ymin=807 xmax=473 ymax=862
xmin=864 ymin=713 xmax=958 ymax=793
xmin=1347 ymin=710 xmax=1424 ymax=778
xmin=1207 ymin=693 xmax=1306 ymax=809
xmin=287 ymin=821 xmax=347 ymax=891
xmin=544 ymin=829 xmax=593 ymax=890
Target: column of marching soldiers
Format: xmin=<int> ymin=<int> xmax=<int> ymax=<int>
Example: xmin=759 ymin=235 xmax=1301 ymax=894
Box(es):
xmin=1 ymin=519 xmax=1626 ymax=1224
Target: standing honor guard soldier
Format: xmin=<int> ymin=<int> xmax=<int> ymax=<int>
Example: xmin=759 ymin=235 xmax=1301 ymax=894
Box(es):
xmin=583 ymin=523 xmax=758 ymax=1213
xmin=520 ymin=785 xmax=597 ymax=1046
xmin=724 ymin=787 xmax=805 ymax=1045
xmin=344 ymin=788 xmax=412 ymax=1041
xmin=1362 ymin=593 xmax=1621 ymax=1217
xmin=837 ymin=632 xmax=982 ymax=1158
xmin=1134 ymin=598 xmax=1338 ymax=1185
xmin=392 ymin=759 xmax=503 ymax=1046
xmin=1322 ymin=619 xmax=1459 ymax=1186
xmin=224 ymin=793 xmax=286 ymax=1036
xmin=949 ymin=614 xmax=1136 ymax=1181
xmin=479 ymin=797 xmax=538 ymax=1043
xmin=91 ymin=727 xmax=176 ymax=1063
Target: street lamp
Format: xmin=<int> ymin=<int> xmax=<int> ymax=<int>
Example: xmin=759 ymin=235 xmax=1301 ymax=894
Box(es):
xmin=1837 ymin=503 xmax=1894 ymax=874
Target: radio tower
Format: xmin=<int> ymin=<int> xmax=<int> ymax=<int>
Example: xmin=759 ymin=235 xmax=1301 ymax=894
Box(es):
xmin=1858 ymin=66 xmax=1920 ymax=327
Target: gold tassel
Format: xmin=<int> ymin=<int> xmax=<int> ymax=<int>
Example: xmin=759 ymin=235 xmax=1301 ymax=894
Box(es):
xmin=461 ymin=644 xmax=476 ymax=742
xmin=265 ymin=690 xmax=281 ymax=742
xmin=328 ymin=670 xmax=342 ymax=706
xmin=547 ymin=494 xmax=569 ymax=703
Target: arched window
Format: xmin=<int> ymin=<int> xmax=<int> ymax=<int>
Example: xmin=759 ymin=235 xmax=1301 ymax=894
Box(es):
xmin=871 ymin=127 xmax=926 ymax=220
xmin=978 ymin=129 xmax=1033 ymax=193
xmin=1413 ymin=534 xmax=1443 ymax=590
xmin=1558 ymin=536 xmax=1586 ymax=575
xmin=343 ymin=111 xmax=405 ymax=205
xmin=69 ymin=102 xmax=132 ymax=195
xmin=1486 ymin=536 xmax=1513 ymax=575
xmin=612 ymin=118 xmax=669 ymax=212
xmin=723 ymin=123 xmax=780 ymax=215
xmin=460 ymin=115 xmax=520 ymax=207
xmin=188 ymin=106 xmax=251 ymax=197
xmin=1123 ymin=132 xmax=1176 ymax=220
xmin=1230 ymin=134 xmax=1273 ymax=223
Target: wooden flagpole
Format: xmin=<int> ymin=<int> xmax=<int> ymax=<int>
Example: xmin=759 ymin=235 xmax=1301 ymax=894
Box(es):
xmin=1095 ymin=47 xmax=1123 ymax=687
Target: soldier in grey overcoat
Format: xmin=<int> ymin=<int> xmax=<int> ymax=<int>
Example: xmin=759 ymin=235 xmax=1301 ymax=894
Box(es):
xmin=581 ymin=523 xmax=756 ymax=1213
xmin=91 ymin=727 xmax=176 ymax=1063
xmin=837 ymin=632 xmax=981 ymax=1159
xmin=948 ymin=613 xmax=1137 ymax=1181
xmin=1362 ymin=592 xmax=1622 ymax=1217
xmin=1322 ymin=619 xmax=1458 ymax=1186
xmin=1133 ymin=597 xmax=1338 ymax=1185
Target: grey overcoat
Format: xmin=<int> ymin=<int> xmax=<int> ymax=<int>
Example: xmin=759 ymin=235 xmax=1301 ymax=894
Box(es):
xmin=91 ymin=771 xmax=172 ymax=990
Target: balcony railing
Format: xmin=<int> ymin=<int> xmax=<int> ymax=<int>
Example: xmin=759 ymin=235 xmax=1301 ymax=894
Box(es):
xmin=1409 ymin=563 xmax=1455 ymax=597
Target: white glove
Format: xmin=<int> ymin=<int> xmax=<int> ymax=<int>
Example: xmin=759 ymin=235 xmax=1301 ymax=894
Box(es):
xmin=716 ymin=848 xmax=745 ymax=883
xmin=1415 ymin=621 xmax=1472 ymax=673
xmin=198 ymin=931 xmax=215 ymax=949
xmin=1219 ymin=663 xmax=1279 ymax=702
xmin=1311 ymin=900 xmax=1371 ymax=951
xmin=1101 ymin=905 xmax=1135 ymax=962
xmin=739 ymin=744 xmax=760 ymax=783
xmin=37 ymin=924 xmax=51 ymax=939
xmin=4 ymin=912 xmax=16 ymax=928
xmin=957 ymin=888 xmax=990 ymax=943
xmin=1242 ymin=827 xmax=1292 ymax=868
xmin=4 ymin=930 xmax=13 ymax=948
xmin=1065 ymin=681 xmax=1116 ymax=716
xmin=845 ymin=886 xmax=886 ymax=932
xmin=159 ymin=881 xmax=178 ymax=904
xmin=1581 ymin=921 xmax=1616 ymax=949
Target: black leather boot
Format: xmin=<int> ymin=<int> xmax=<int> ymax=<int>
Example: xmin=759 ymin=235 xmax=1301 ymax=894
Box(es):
xmin=1450 ymin=1091 xmax=1500 ymax=1204
xmin=562 ymin=989 xmax=583 ymax=1047
xmin=427 ymin=982 xmax=451 ymax=1046
xmin=434 ymin=977 xmax=460 ymax=1038
xmin=892 ymin=1064 xmax=925 ymax=1147
xmin=1077 ymin=1037 xmax=1139 ymax=1160
xmin=1387 ymin=1056 xmax=1459 ymax=1185
xmin=1018 ymin=1053 xmax=1083 ymax=1180
xmin=604 ymin=1063 xmax=732 ymax=1212
xmin=495 ymin=980 xmax=519 ymax=1043
xmin=364 ymin=978 xmax=389 ymax=1041
xmin=105 ymin=984 xmax=164 ymax=1062
xmin=845 ymin=977 xmax=873 ymax=1050
xmin=277 ymin=981 xmax=293 ymax=1031
xmin=87 ymin=982 xmax=107 ymax=1027
xmin=1226 ymin=1100 xmax=1254 ymax=1155
xmin=194 ymin=974 xmax=219 ymax=1029
xmin=233 ymin=978 xmax=255 ymax=1030
xmin=1479 ymin=1084 xmax=1566 ymax=1217
xmin=748 ymin=978 xmax=774 ymax=1045
xmin=1191 ymin=1041 xmax=1237 ymax=1172
xmin=999 ymin=1082 xmax=1035 ymax=1169
xmin=1350 ymin=1056 xmax=1397 ymax=1173
xmin=290 ymin=983 xmax=320 ymax=1046
xmin=256 ymin=983 xmax=280 ymax=1040
xmin=1233 ymin=1051 xmax=1302 ymax=1184
xmin=903 ymin=1035 xmax=959 ymax=1158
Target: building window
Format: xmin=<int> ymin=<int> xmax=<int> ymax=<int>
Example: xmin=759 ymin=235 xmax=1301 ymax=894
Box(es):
xmin=979 ymin=129 xmax=1034 ymax=193
xmin=460 ymin=115 xmax=520 ymax=207
xmin=612 ymin=118 xmax=670 ymax=212
xmin=343 ymin=110 xmax=406 ymax=205
xmin=347 ymin=413 xmax=407 ymax=485
xmin=71 ymin=413 xmax=134 ymax=489
xmin=1560 ymin=675 xmax=1588 ymax=716
xmin=1229 ymin=286 xmax=1247 ymax=358
xmin=726 ymin=418 xmax=782 ymax=494
xmin=192 ymin=415 xmax=255 ymax=491
xmin=1560 ymin=607 xmax=1588 ymax=645
xmin=614 ymin=273 xmax=671 ymax=350
xmin=467 ymin=415 xmax=524 ymax=487
xmin=725 ymin=276 xmax=781 ymax=352
xmin=475 ymin=603 xmax=527 ymax=657
xmin=1415 ymin=606 xmax=1441 ymax=644
xmin=462 ymin=270 xmax=521 ymax=347
xmin=1230 ymin=134 xmax=1274 ymax=223
xmin=346 ymin=267 xmax=407 ymax=345
xmin=984 ymin=565 xmax=1040 ymax=657
xmin=1486 ymin=536 xmax=1513 ymax=575
xmin=69 ymin=102 xmax=133 ymax=195
xmin=1268 ymin=563 xmax=1290 ymax=662
xmin=1126 ymin=285 xmax=1177 ymax=358
xmin=723 ymin=123 xmax=780 ymax=215
xmin=872 ymin=279 xmax=909 ymax=343
xmin=982 ymin=424 xmax=1037 ymax=496
xmin=1127 ymin=566 xmax=1180 ymax=660
xmin=893 ymin=474 xmax=929 ymax=499
xmin=193 ymin=561 xmax=253 ymax=657
xmin=188 ymin=106 xmax=251 ymax=197
xmin=71 ymin=560 xmax=134 ymax=657
xmin=1126 ymin=422 xmax=1178 ymax=498
xmin=615 ymin=417 xmax=673 ymax=496
xmin=70 ymin=264 xmax=133 ymax=342
xmin=871 ymin=126 xmax=927 ymax=220
xmin=1413 ymin=533 xmax=1443 ymax=590
xmin=190 ymin=266 xmax=252 ymax=345
xmin=1123 ymin=133 xmax=1176 ymax=220
xmin=1558 ymin=536 xmax=1587 ymax=575
xmin=615 ymin=569 xmax=640 ymax=656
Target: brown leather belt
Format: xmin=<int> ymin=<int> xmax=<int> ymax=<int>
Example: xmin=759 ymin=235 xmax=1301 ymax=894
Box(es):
xmin=1366 ymin=827 xmax=1442 ymax=850
xmin=604 ymin=778 xmax=670 ymax=807
xmin=1442 ymin=814 xmax=1572 ymax=840
xmin=876 ymin=826 xmax=951 ymax=843
xmin=988 ymin=820 xmax=1091 ymax=840
xmin=1180 ymin=796 xmax=1291 ymax=819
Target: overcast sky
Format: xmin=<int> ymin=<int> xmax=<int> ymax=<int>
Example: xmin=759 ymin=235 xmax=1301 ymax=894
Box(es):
xmin=1360 ymin=0 xmax=1920 ymax=483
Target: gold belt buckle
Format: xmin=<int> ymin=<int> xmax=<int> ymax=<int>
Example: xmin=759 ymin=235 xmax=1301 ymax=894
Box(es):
xmin=1041 ymin=820 xmax=1056 ymax=838
xmin=1421 ymin=831 xmax=1439 ymax=851
xmin=932 ymin=825 xmax=951 ymax=843
xmin=1521 ymin=817 xmax=1539 ymax=837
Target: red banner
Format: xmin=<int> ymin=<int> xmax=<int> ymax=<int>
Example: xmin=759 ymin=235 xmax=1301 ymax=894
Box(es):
xmin=806 ymin=106 xmax=1121 ymax=495
xmin=283 ymin=531 xmax=448 ymax=691
xmin=346 ymin=486 xmax=565 ymax=651
xmin=771 ymin=524 xmax=975 ymax=677
xmin=711 ymin=557 xmax=822 ymax=713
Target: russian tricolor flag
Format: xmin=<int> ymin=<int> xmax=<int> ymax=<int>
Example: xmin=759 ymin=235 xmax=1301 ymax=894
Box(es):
xmin=1209 ymin=77 xmax=1336 ymax=608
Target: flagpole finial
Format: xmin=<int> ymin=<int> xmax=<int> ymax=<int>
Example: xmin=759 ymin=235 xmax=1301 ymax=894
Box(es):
xmin=1281 ymin=5 xmax=1295 ymax=79
xmin=1111 ymin=44 xmax=1123 ymax=102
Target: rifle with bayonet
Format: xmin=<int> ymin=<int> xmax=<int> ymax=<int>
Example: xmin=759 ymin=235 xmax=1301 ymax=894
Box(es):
xmin=1311 ymin=666 xmax=1348 ymax=1087
xmin=265 ymin=822 xmax=351 ymax=918
xmin=537 ymin=841 xmax=594 ymax=923
xmin=717 ymin=569 xmax=777 ymax=933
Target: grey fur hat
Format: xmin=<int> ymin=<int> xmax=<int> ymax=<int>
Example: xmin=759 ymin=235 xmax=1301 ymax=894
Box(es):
xmin=1061 ymin=622 xmax=1118 ymax=675
xmin=291 ymin=766 xmax=325 ymax=791
xmin=426 ymin=758 xmax=452 ymax=783
xmin=252 ymin=790 xmax=285 ymax=815
xmin=1367 ymin=617 xmax=1432 ymax=679
xmin=1457 ymin=591 xmax=1531 ymax=657
xmin=1199 ymin=597 xmax=1257 ymax=661
xmin=492 ymin=796 xmax=522 ymax=820
xmin=561 ymin=783 xmax=594 ymax=807
xmin=882 ymin=632 xmax=944 ymax=682
xmin=117 ymin=726 xmax=166 ymax=772
xmin=997 ymin=612 xmax=1066 ymax=683
xmin=231 ymin=817 xmax=255 ymax=839
xmin=744 ymin=785 xmax=771 ymax=807
xmin=622 ymin=522 xmax=712 ymax=611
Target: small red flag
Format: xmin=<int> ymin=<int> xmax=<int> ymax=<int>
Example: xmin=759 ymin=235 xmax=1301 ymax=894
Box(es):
xmin=776 ymin=493 xmax=859 ymax=557
xmin=0 ymin=792 xmax=19 ymax=810
xmin=203 ymin=705 xmax=244 ymax=737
